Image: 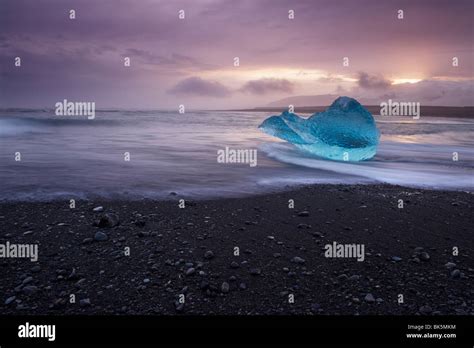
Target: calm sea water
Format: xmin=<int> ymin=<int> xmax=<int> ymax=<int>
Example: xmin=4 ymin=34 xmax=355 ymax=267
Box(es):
xmin=0 ymin=109 xmax=473 ymax=201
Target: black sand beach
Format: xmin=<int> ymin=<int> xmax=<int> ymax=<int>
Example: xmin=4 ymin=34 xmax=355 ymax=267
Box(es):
xmin=0 ymin=184 xmax=472 ymax=315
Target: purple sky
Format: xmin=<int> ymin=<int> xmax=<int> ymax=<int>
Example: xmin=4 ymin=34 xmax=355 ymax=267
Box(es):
xmin=1 ymin=0 xmax=473 ymax=108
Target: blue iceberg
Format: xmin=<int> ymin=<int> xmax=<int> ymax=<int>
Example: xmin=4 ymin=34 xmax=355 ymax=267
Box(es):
xmin=258 ymin=96 xmax=380 ymax=161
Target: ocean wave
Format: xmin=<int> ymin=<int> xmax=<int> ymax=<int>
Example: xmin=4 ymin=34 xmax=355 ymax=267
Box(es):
xmin=0 ymin=117 xmax=120 ymax=136
xmin=260 ymin=142 xmax=474 ymax=190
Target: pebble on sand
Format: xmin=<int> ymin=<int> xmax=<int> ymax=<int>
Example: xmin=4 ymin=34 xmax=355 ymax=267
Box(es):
xmin=185 ymin=268 xmax=196 ymax=276
xmin=80 ymin=298 xmax=91 ymax=307
xmin=94 ymin=231 xmax=108 ymax=241
xmin=204 ymin=250 xmax=214 ymax=259
xmin=4 ymin=296 xmax=16 ymax=305
xmin=95 ymin=213 xmax=119 ymax=228
xmin=221 ymin=282 xmax=230 ymax=293
xmin=450 ymin=269 xmax=461 ymax=279
xmin=364 ymin=293 xmax=375 ymax=303
xmin=292 ymin=256 xmax=306 ymax=264
xmin=419 ymin=251 xmax=430 ymax=261
xmin=445 ymin=262 xmax=456 ymax=270
xmin=250 ymin=268 xmax=261 ymax=276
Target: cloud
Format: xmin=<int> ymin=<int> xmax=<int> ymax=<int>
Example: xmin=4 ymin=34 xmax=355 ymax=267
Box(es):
xmin=387 ymin=80 xmax=473 ymax=106
xmin=353 ymin=78 xmax=474 ymax=106
xmin=123 ymin=49 xmax=213 ymax=69
xmin=167 ymin=77 xmax=231 ymax=98
xmin=357 ymin=72 xmax=391 ymax=89
xmin=335 ymin=85 xmax=348 ymax=94
xmin=239 ymin=78 xmax=294 ymax=95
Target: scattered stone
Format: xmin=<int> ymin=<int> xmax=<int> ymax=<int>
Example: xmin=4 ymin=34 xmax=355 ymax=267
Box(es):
xmin=419 ymin=252 xmax=430 ymax=261
xmin=95 ymin=213 xmax=119 ymax=228
xmin=297 ymin=223 xmax=311 ymax=229
xmin=82 ymin=238 xmax=93 ymax=244
xmin=4 ymin=296 xmax=16 ymax=305
xmin=364 ymin=293 xmax=375 ymax=303
xmin=250 ymin=268 xmax=261 ymax=276
xmin=175 ymin=301 xmax=184 ymax=312
xmin=292 ymin=256 xmax=306 ymax=264
xmin=451 ymin=269 xmax=461 ymax=279
xmin=22 ymin=277 xmax=33 ymax=285
xmin=297 ymin=211 xmax=309 ymax=217
xmin=230 ymin=261 xmax=239 ymax=269
xmin=221 ymin=282 xmax=230 ymax=293
xmin=67 ymin=268 xmax=79 ymax=280
xmin=93 ymin=206 xmax=104 ymax=212
xmin=143 ymin=278 xmax=150 ymax=284
xmin=185 ymin=268 xmax=196 ymax=276
xmin=80 ymin=298 xmax=91 ymax=307
xmin=204 ymin=250 xmax=214 ymax=259
xmin=337 ymin=274 xmax=348 ymax=281
xmin=94 ymin=231 xmax=108 ymax=242
xmin=75 ymin=278 xmax=86 ymax=288
xmin=22 ymin=286 xmax=38 ymax=295
xmin=239 ymin=282 xmax=247 ymax=290
xmin=311 ymin=231 xmax=324 ymax=238
xmin=445 ymin=262 xmax=456 ymax=270
xmin=391 ymin=256 xmax=402 ymax=262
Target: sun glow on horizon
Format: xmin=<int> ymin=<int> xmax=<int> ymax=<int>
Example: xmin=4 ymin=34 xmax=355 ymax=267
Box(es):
xmin=391 ymin=78 xmax=423 ymax=85
xmin=201 ymin=68 xmax=354 ymax=83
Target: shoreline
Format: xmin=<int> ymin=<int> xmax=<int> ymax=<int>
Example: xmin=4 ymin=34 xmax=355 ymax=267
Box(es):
xmin=0 ymin=183 xmax=472 ymax=315
xmin=221 ymin=106 xmax=474 ymax=118
xmin=1 ymin=181 xmax=472 ymax=204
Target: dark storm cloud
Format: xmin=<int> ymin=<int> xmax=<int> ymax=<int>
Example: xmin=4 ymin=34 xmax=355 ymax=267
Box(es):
xmin=357 ymin=72 xmax=391 ymax=90
xmin=168 ymin=77 xmax=231 ymax=97
xmin=239 ymin=78 xmax=294 ymax=95
xmin=0 ymin=0 xmax=472 ymax=107
xmin=123 ymin=49 xmax=214 ymax=69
